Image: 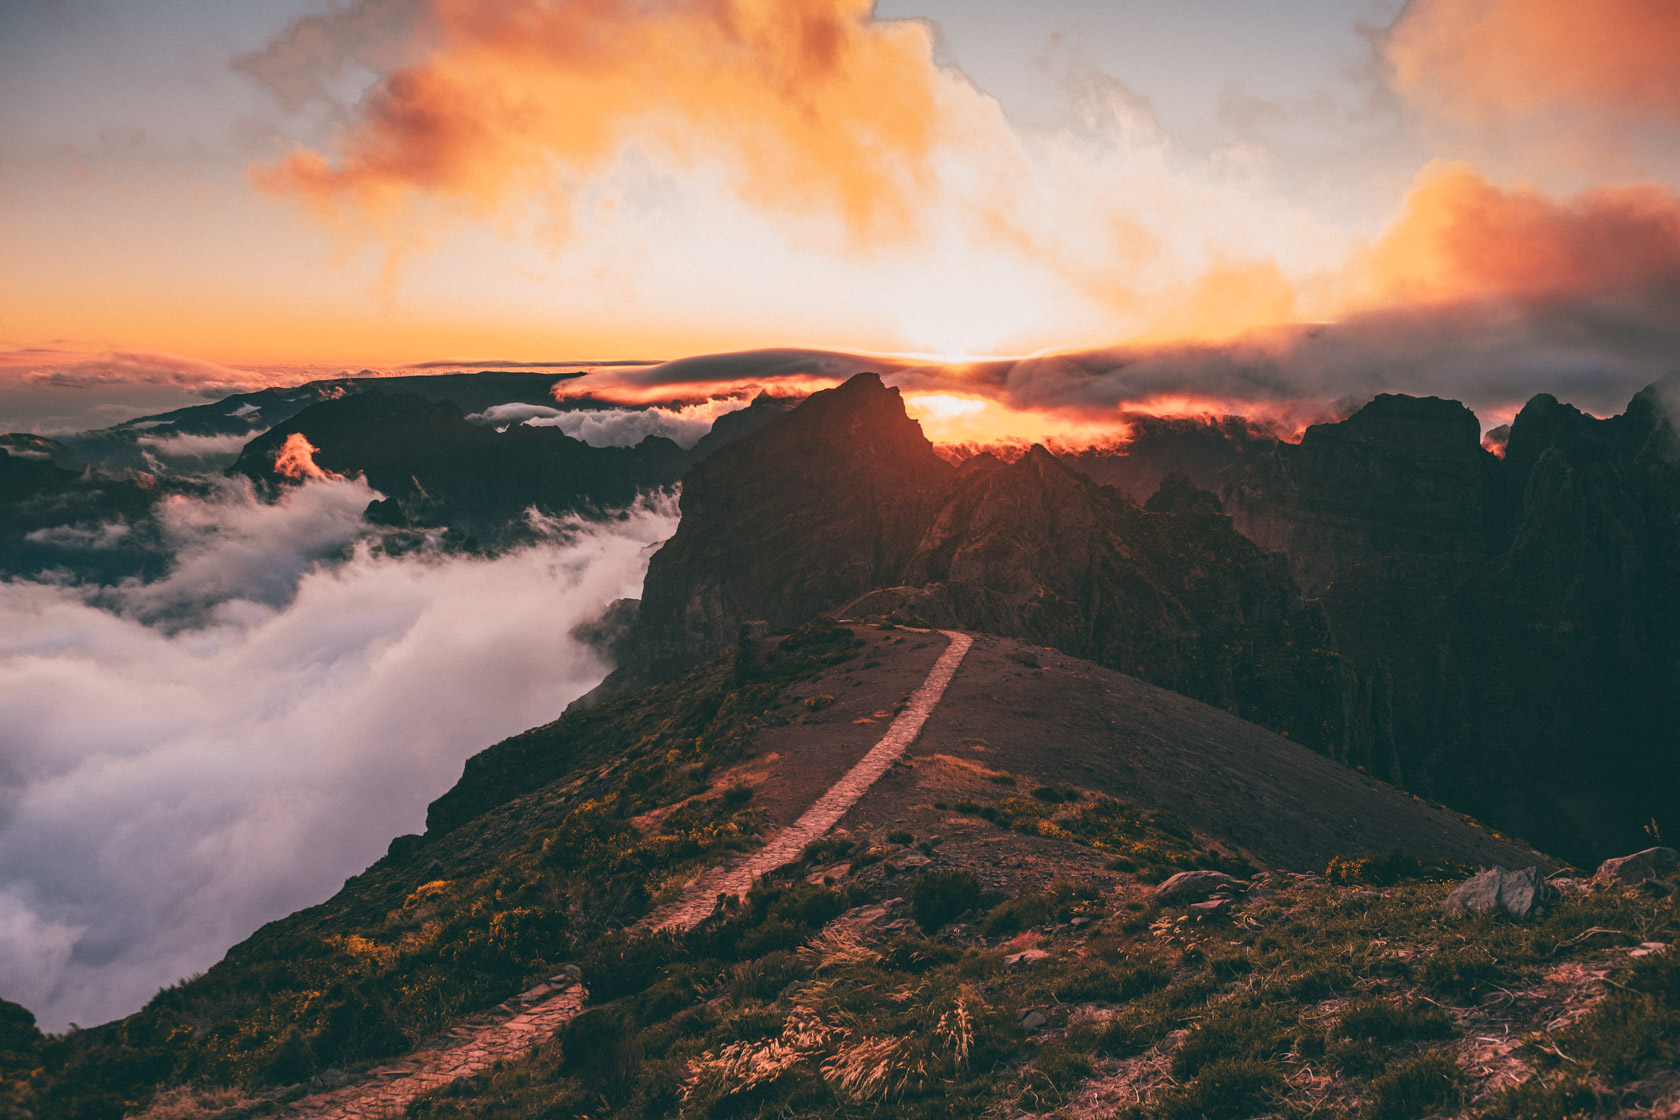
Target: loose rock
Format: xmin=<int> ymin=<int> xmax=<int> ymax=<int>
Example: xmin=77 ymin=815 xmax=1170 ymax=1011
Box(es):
xmin=1443 ymin=866 xmax=1548 ymax=919
xmin=1152 ymin=870 xmax=1246 ymax=905
xmin=1593 ymin=846 xmax=1680 ymax=887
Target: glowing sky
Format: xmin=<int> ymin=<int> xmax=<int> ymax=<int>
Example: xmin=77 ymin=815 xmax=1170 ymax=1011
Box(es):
xmin=3 ymin=0 xmax=1680 ymax=427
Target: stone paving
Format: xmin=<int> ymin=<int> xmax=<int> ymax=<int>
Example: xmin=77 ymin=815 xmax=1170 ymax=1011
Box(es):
xmin=644 ymin=630 xmax=972 ymax=931
xmin=281 ymin=980 xmax=585 ymax=1119
xmin=275 ymin=629 xmax=971 ymax=1120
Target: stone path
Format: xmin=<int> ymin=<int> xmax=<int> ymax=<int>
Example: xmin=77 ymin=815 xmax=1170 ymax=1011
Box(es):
xmin=281 ymin=980 xmax=585 ymax=1119
xmin=273 ymin=629 xmax=972 ymax=1120
xmin=644 ymin=630 xmax=972 ymax=931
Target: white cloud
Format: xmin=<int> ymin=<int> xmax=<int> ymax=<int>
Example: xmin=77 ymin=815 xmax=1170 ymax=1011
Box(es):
xmin=515 ymin=399 xmax=750 ymax=449
xmin=136 ymin=430 xmax=260 ymax=467
xmin=0 ymin=479 xmax=678 ymax=1031
xmin=23 ymin=523 xmax=133 ymax=549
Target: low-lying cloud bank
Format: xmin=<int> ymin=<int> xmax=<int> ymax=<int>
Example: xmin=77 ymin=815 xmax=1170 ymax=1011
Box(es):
xmin=469 ymin=398 xmax=751 ymax=449
xmin=0 ymin=478 xmax=678 ymax=1031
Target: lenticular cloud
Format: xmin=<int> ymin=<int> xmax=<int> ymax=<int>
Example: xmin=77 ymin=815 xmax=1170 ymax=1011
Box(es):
xmin=0 ymin=479 xmax=678 ymax=1031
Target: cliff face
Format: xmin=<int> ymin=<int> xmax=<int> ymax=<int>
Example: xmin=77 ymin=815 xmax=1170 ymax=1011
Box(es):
xmin=1221 ymin=377 xmax=1680 ymax=863
xmin=1223 ymin=394 xmax=1499 ymax=598
xmin=612 ymin=374 xmax=955 ymax=684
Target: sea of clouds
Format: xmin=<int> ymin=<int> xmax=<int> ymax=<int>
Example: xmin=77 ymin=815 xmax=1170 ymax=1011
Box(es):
xmin=0 ymin=475 xmax=678 ymax=1031
xmin=469 ymin=398 xmax=750 ymax=448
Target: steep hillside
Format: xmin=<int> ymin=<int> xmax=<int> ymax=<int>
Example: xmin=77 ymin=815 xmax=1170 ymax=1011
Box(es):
xmin=14 ymin=622 xmax=1678 ymax=1120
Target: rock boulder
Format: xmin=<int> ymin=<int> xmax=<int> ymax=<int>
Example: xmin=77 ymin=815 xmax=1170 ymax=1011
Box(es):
xmin=1593 ymin=847 xmax=1680 ymax=887
xmin=1443 ymin=867 xmax=1548 ymax=919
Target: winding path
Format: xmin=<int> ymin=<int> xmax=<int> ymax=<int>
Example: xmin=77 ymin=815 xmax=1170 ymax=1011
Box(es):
xmin=644 ymin=630 xmax=972 ymax=930
xmin=274 ymin=630 xmax=972 ymax=1120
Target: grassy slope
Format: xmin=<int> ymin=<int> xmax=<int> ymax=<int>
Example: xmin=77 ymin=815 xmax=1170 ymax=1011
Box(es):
xmin=14 ymin=620 xmax=1678 ymax=1120
xmin=17 ymin=620 xmax=864 ymax=1120
xmin=385 ymin=796 xmax=1677 ymax=1120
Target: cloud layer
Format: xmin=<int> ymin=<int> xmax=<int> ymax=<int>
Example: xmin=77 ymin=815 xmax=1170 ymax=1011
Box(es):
xmin=0 ymin=479 xmax=677 ymax=1031
xmin=500 ymin=398 xmax=751 ymax=449
xmin=1386 ymin=0 xmax=1680 ymax=126
xmin=252 ymin=0 xmax=963 ymax=245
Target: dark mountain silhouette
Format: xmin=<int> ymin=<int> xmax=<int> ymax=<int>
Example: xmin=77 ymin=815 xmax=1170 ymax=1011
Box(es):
xmin=232 ymin=391 xmax=690 ymax=545
xmin=230 ymin=390 xmax=798 ymax=547
xmin=56 ymin=371 xmax=583 ymax=474
xmin=591 ymin=372 xmax=1680 ymax=864
xmin=1223 ymin=378 xmax=1680 ymax=864
xmin=11 ymin=374 xmax=1680 ymax=1120
xmin=592 ymin=373 xmax=1341 ymax=752
xmin=0 ymin=438 xmax=192 ymax=585
xmin=599 ymin=374 xmax=954 ymax=687
xmin=1059 ymin=413 xmax=1278 ymax=504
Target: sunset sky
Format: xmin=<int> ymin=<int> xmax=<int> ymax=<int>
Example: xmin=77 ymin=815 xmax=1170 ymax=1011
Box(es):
xmin=4 ymin=0 xmax=1680 ymax=431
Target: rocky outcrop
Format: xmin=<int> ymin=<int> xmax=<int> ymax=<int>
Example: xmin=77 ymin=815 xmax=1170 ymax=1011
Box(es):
xmin=1153 ymin=870 xmax=1247 ymax=906
xmin=1594 ymin=847 xmax=1680 ymax=887
xmin=599 ymin=374 xmax=955 ymax=690
xmin=1144 ymin=471 xmax=1222 ymax=515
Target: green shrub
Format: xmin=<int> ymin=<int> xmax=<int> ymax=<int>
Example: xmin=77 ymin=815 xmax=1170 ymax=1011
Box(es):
xmin=1556 ymin=951 xmax=1680 ymax=1080
xmin=719 ymin=785 xmax=754 ymax=808
xmin=1333 ymin=997 xmax=1454 ymax=1045
xmin=581 ymin=929 xmax=686 ymax=1002
xmin=1171 ymin=1001 xmax=1293 ymax=1079
xmin=1326 ymin=851 xmax=1425 ymax=886
xmin=560 ymin=1009 xmax=642 ymax=1101
xmin=912 ymin=870 xmax=983 ymax=932
xmin=1416 ymin=943 xmax=1516 ymax=1001
xmin=800 ymin=836 xmax=855 ymax=864
xmin=1018 ymin=1046 xmax=1093 ymax=1111
xmin=262 ymin=1026 xmax=313 ymax=1085
xmin=1363 ymin=1052 xmax=1464 ymax=1120
xmin=1053 ymin=960 xmax=1170 ymax=1004
xmin=887 ymin=829 xmax=914 ymax=844
xmin=1476 ymin=1077 xmax=1599 ymax=1120
xmin=1124 ymin=1057 xmax=1283 ymax=1120
xmin=880 ymin=938 xmax=964 ymax=973
xmin=726 ymin=951 xmax=802 ymax=1003
xmin=983 ymin=882 xmax=1101 ymax=936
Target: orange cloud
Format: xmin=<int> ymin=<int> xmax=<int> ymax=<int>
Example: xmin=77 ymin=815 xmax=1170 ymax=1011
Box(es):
xmin=1136 ymin=260 xmax=1299 ymax=345
xmin=253 ymin=0 xmax=959 ymax=245
xmin=1386 ymin=0 xmax=1680 ymax=124
xmin=1347 ymin=163 xmax=1680 ymax=310
xmin=272 ymin=433 xmax=344 ymax=482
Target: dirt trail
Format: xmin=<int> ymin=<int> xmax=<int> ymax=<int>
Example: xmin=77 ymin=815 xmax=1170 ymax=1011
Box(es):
xmin=273 ymin=630 xmax=970 ymax=1120
xmin=643 ymin=630 xmax=971 ymax=930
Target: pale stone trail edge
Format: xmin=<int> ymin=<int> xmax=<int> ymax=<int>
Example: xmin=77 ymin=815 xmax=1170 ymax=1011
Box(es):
xmin=275 ymin=630 xmax=972 ymax=1120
